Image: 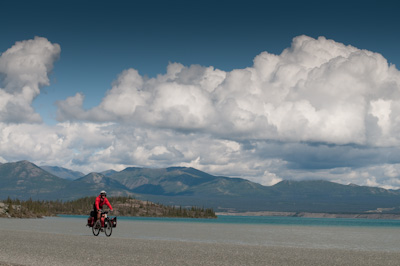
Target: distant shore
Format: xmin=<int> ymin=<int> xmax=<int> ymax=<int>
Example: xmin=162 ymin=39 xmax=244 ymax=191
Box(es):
xmin=216 ymin=211 xmax=400 ymax=219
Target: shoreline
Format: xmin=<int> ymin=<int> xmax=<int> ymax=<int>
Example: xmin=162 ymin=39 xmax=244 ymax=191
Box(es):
xmin=216 ymin=211 xmax=400 ymax=219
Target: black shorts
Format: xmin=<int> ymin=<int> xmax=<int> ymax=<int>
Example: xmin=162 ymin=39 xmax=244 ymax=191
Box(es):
xmin=92 ymin=204 xmax=102 ymax=217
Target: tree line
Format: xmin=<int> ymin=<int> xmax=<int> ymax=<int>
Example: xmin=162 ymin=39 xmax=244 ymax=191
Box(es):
xmin=0 ymin=196 xmax=217 ymax=219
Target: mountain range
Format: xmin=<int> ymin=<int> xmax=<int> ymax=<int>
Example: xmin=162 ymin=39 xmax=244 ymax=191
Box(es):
xmin=2 ymin=160 xmax=400 ymax=214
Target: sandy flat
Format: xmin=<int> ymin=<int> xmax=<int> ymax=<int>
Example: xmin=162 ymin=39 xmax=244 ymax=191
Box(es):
xmin=1 ymin=217 xmax=400 ymax=266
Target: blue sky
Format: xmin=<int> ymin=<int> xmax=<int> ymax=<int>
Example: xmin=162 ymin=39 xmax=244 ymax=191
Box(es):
xmin=2 ymin=0 xmax=400 ymax=188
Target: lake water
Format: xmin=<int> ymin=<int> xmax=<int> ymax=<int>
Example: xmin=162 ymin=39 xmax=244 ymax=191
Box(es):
xmin=108 ymin=214 xmax=400 ymax=227
xmin=3 ymin=215 xmax=400 ymax=252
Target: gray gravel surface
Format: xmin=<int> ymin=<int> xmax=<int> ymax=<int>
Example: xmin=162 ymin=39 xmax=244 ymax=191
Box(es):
xmin=1 ymin=217 xmax=400 ymax=266
xmin=1 ymin=229 xmax=400 ymax=266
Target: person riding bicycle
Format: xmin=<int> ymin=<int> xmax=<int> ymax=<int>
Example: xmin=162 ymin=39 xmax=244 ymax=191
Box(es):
xmin=94 ymin=190 xmax=113 ymax=222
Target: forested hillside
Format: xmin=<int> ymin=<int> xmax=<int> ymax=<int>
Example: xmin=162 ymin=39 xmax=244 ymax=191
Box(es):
xmin=0 ymin=196 xmax=216 ymax=219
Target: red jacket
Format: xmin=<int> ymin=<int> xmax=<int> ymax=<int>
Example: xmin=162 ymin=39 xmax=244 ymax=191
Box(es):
xmin=95 ymin=195 xmax=113 ymax=211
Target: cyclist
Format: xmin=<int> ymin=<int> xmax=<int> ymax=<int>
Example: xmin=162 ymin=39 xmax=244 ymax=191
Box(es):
xmin=93 ymin=190 xmax=113 ymax=222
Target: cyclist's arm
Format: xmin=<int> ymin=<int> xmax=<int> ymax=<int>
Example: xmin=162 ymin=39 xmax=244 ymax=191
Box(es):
xmin=95 ymin=196 xmax=101 ymax=210
xmin=105 ymin=198 xmax=113 ymax=211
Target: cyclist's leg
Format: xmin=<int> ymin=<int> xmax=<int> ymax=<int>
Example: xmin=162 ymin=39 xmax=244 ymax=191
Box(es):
xmin=93 ymin=204 xmax=98 ymax=222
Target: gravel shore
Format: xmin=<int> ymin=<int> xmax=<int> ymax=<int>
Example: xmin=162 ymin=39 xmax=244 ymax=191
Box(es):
xmin=1 ymin=217 xmax=400 ymax=266
xmin=2 ymin=229 xmax=400 ymax=266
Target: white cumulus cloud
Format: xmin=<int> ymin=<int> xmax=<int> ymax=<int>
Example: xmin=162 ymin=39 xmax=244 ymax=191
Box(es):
xmin=56 ymin=35 xmax=400 ymax=147
xmin=0 ymin=37 xmax=60 ymax=123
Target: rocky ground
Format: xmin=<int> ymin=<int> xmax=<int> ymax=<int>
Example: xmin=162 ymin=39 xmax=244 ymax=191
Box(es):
xmin=0 ymin=202 xmax=10 ymax=218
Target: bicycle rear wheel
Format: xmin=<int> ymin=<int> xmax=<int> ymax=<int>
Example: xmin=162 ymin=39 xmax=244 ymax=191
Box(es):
xmin=105 ymin=218 xmax=112 ymax=237
xmin=92 ymin=220 xmax=101 ymax=236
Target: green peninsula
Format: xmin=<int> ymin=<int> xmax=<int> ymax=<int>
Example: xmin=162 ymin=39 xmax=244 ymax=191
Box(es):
xmin=0 ymin=196 xmax=217 ymax=219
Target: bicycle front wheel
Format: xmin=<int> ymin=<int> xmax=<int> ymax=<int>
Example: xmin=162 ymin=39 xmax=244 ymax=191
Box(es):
xmin=92 ymin=220 xmax=101 ymax=236
xmin=105 ymin=218 xmax=112 ymax=237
